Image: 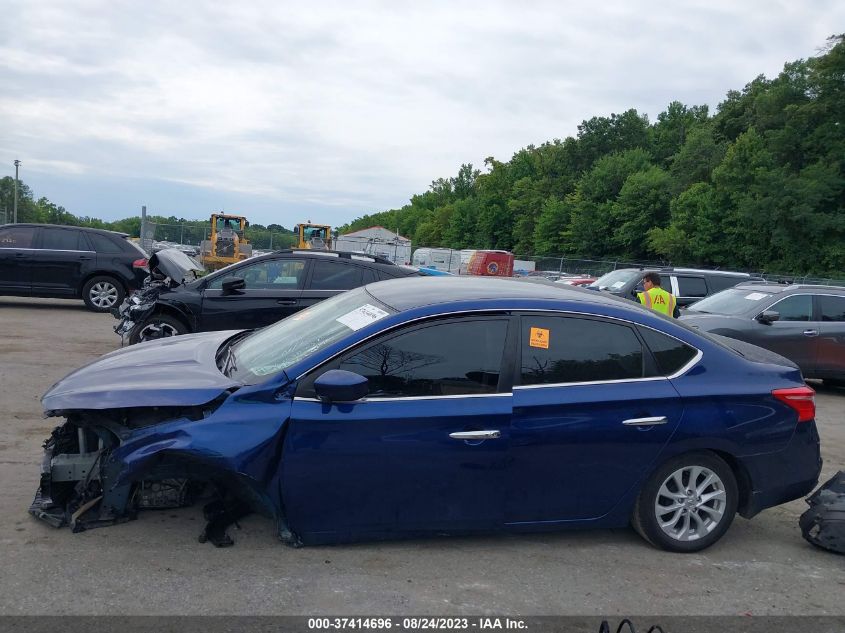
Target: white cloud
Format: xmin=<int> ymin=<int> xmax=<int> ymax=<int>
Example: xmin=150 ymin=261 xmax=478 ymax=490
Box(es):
xmin=0 ymin=0 xmax=842 ymax=224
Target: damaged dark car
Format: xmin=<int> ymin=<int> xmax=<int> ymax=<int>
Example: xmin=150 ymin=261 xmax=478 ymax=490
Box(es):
xmin=33 ymin=277 xmax=822 ymax=551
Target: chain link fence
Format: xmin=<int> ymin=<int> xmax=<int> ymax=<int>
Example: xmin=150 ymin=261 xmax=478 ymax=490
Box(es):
xmin=141 ymin=221 xmax=296 ymax=257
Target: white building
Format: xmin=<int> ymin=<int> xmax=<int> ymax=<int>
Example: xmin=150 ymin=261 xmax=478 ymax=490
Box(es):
xmin=335 ymin=226 xmax=412 ymax=265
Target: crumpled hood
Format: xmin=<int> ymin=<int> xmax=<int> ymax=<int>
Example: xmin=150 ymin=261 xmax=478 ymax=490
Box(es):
xmin=149 ymin=248 xmax=203 ymax=284
xmin=42 ymin=330 xmax=243 ymax=412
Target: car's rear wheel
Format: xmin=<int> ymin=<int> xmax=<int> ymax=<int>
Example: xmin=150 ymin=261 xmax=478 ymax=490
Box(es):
xmin=82 ymin=276 xmax=125 ymax=312
xmin=130 ymin=314 xmax=188 ymax=345
xmin=632 ymin=451 xmax=737 ymax=552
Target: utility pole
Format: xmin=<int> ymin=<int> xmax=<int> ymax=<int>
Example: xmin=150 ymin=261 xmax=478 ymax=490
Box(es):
xmin=13 ymin=159 xmax=21 ymax=223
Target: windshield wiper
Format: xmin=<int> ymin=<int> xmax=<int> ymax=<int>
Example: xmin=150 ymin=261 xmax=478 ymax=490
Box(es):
xmin=216 ymin=332 xmax=250 ymax=377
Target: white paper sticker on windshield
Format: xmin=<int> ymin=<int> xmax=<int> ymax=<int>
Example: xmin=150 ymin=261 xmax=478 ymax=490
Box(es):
xmin=336 ymin=304 xmax=390 ymax=331
xmin=611 ymin=281 xmax=626 ymax=289
xmin=744 ymin=292 xmax=769 ymax=301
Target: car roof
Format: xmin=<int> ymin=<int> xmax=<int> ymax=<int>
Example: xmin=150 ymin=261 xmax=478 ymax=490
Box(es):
xmin=366 ymin=276 xmax=633 ymax=312
xmin=7 ymin=223 xmax=129 ymax=238
xmin=613 ymin=267 xmax=756 ymax=278
xmin=268 ymin=249 xmax=397 ymax=266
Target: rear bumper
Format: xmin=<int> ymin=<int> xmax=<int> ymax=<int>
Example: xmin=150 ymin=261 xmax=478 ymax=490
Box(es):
xmin=740 ymin=421 xmax=822 ymax=518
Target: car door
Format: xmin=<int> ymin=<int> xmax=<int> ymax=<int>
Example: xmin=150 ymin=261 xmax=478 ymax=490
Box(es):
xmin=199 ymin=257 xmax=308 ymax=331
xmin=674 ymin=275 xmax=708 ymax=307
xmin=815 ymin=294 xmax=845 ymax=378
xmin=297 ymin=258 xmax=367 ymax=311
xmin=282 ymin=315 xmax=513 ymax=539
xmin=30 ymin=227 xmax=94 ymax=296
xmin=0 ymin=225 xmax=36 ymax=293
xmin=508 ymin=314 xmax=684 ymax=523
xmin=747 ymin=294 xmax=819 ymax=373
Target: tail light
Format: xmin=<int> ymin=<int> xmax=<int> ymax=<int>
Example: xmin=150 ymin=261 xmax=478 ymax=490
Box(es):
xmin=772 ymin=385 xmax=816 ymax=423
xmin=132 ymin=258 xmax=149 ymax=270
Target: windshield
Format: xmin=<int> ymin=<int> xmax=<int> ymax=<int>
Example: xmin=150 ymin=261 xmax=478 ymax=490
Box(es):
xmin=591 ymin=269 xmax=641 ymax=291
xmin=227 ymin=288 xmax=397 ymax=383
xmin=686 ymin=287 xmax=774 ymax=315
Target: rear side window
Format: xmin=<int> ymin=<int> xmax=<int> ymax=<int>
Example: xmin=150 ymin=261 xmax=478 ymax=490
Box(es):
xmin=707 ymin=276 xmax=745 ymax=292
xmin=819 ymin=295 xmax=845 ymax=322
xmin=771 ymin=295 xmax=812 ymax=322
xmin=677 ymin=276 xmax=708 ymax=297
xmin=336 ymin=318 xmax=508 ymax=397
xmin=309 ymin=260 xmax=363 ymax=290
xmin=638 ymin=327 xmax=698 ymax=375
xmin=518 ymin=316 xmax=644 ymax=386
xmin=0 ymin=226 xmax=35 ymax=248
xmin=40 ymin=228 xmax=84 ymax=251
xmin=87 ymin=233 xmax=122 ymax=253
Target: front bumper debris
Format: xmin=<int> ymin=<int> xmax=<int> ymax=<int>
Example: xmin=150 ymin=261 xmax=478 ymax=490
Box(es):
xmin=799 ymin=470 xmax=845 ymax=554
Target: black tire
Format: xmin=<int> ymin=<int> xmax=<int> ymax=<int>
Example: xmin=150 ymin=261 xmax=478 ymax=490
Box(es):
xmin=632 ymin=451 xmax=738 ymax=553
xmin=128 ymin=313 xmax=188 ymax=345
xmin=82 ymin=276 xmax=125 ymax=312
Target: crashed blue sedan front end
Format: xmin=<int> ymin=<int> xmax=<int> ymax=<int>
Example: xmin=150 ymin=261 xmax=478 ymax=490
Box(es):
xmin=30 ymin=329 xmax=301 ymax=545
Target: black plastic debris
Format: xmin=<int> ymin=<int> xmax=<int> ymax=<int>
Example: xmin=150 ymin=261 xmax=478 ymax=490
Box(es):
xmin=799 ymin=470 xmax=845 ymax=554
xmin=198 ymin=496 xmax=251 ymax=547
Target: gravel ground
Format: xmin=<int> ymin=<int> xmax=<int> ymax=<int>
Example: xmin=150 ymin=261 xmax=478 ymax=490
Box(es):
xmin=0 ymin=296 xmax=843 ymax=616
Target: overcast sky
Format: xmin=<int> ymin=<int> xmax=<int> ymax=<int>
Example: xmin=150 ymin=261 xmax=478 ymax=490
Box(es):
xmin=1 ymin=1 xmax=841 ymax=228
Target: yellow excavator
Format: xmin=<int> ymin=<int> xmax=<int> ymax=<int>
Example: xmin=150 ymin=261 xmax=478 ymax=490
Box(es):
xmin=293 ymin=222 xmax=333 ymax=249
xmin=199 ymin=213 xmax=252 ymax=271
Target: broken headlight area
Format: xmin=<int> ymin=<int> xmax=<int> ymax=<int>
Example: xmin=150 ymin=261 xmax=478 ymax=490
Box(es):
xmin=800 ymin=470 xmax=845 ymax=554
xmin=28 ymin=399 xmax=258 ymax=545
xmin=112 ymin=281 xmax=167 ymax=337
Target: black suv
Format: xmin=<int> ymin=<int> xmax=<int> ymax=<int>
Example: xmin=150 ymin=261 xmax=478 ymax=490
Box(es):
xmin=588 ymin=267 xmax=763 ymax=307
xmin=115 ymin=248 xmax=427 ymax=344
xmin=0 ymin=224 xmax=149 ymax=312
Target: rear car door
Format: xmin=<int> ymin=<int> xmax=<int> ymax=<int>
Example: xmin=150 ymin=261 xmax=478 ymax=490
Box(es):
xmin=297 ymin=258 xmax=367 ymax=311
xmin=0 ymin=225 xmax=36 ymax=293
xmin=815 ymin=294 xmax=845 ymax=379
xmin=750 ymin=294 xmax=819 ymax=374
xmin=200 ymin=256 xmax=308 ymax=331
xmin=283 ymin=315 xmax=512 ymax=539
xmin=509 ymin=314 xmax=685 ymax=523
xmin=30 ymin=227 xmax=94 ymax=296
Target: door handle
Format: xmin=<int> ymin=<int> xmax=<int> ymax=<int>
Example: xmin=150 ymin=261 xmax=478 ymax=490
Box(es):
xmin=449 ymin=430 xmax=501 ymax=440
xmin=276 ymin=299 xmax=297 ymax=305
xmin=803 ymin=329 xmax=818 ymax=337
xmin=622 ymin=416 xmax=668 ymax=427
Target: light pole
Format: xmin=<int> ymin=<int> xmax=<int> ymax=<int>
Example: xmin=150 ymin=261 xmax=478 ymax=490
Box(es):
xmin=13 ymin=159 xmax=21 ymax=224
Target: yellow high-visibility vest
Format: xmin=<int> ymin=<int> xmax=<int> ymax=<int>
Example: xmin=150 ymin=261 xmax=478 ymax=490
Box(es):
xmin=638 ymin=287 xmax=677 ymax=317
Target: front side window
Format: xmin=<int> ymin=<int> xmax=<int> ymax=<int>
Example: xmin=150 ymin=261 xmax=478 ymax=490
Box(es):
xmin=309 ymin=260 xmax=363 ymax=290
xmin=40 ymin=228 xmax=84 ymax=251
xmin=770 ymin=295 xmax=812 ymax=322
xmin=336 ymin=319 xmax=508 ymax=397
xmin=818 ymin=295 xmax=845 ymax=322
xmin=519 ymin=316 xmax=644 ymax=386
xmin=0 ymin=226 xmax=35 ymax=248
xmin=207 ymin=258 xmax=306 ymax=289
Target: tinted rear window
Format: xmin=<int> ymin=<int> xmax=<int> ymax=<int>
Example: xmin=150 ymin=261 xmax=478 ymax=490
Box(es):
xmin=87 ymin=232 xmax=123 ymax=253
xmin=638 ymin=326 xmax=698 ymax=375
xmin=40 ymin=228 xmax=85 ymax=251
xmin=819 ymin=295 xmax=845 ymax=322
xmin=677 ymin=276 xmax=708 ymax=297
xmin=519 ymin=316 xmax=644 ymax=385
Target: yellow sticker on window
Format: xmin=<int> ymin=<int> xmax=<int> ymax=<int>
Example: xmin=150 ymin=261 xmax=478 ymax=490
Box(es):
xmin=529 ymin=327 xmax=550 ymax=349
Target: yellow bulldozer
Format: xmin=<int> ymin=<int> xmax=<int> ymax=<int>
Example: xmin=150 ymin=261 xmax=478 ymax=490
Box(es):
xmin=199 ymin=213 xmax=252 ymax=271
xmin=293 ymin=222 xmax=332 ymax=250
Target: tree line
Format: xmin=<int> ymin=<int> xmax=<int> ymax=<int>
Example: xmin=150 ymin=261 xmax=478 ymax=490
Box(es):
xmin=0 ymin=179 xmax=297 ymax=250
xmin=338 ymin=35 xmax=845 ymax=276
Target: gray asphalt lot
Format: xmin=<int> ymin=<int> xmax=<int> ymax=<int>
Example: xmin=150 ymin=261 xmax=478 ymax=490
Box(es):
xmin=0 ymin=296 xmax=843 ymax=616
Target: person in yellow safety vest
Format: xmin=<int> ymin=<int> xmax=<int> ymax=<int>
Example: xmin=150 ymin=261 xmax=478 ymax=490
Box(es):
xmin=637 ymin=272 xmax=679 ymax=318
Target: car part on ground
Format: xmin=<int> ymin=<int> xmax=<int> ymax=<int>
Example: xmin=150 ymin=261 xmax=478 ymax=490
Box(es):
xmin=33 ymin=277 xmax=822 ymax=550
xmin=799 ymin=471 xmax=845 ymax=554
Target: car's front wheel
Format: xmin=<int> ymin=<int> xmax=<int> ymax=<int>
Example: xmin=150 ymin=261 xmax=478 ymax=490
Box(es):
xmin=632 ymin=451 xmax=738 ymax=552
xmin=82 ymin=276 xmax=125 ymax=312
xmin=129 ymin=313 xmax=188 ymax=345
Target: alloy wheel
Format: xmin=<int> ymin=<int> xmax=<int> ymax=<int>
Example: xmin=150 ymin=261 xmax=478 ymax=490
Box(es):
xmin=654 ymin=465 xmax=726 ymax=542
xmin=89 ymin=281 xmax=119 ymax=309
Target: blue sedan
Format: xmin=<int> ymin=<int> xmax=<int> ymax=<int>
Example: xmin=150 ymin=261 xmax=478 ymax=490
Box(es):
xmin=32 ymin=277 xmax=821 ymax=552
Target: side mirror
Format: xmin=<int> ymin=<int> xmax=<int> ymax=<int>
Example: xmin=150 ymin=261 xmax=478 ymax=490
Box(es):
xmin=756 ymin=310 xmax=780 ymax=324
xmin=314 ymin=370 xmax=369 ymax=403
xmin=221 ymin=277 xmax=246 ymax=295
